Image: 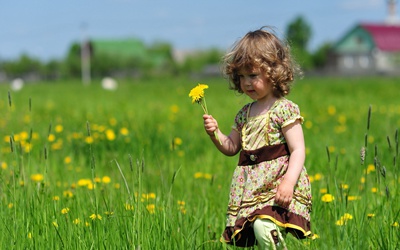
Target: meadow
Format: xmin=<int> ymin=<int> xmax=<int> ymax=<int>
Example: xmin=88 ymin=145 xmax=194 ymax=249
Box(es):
xmin=1 ymin=76 xmax=399 ymax=249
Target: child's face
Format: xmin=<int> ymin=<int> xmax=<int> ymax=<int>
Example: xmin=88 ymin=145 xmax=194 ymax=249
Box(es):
xmin=238 ymin=68 xmax=273 ymax=102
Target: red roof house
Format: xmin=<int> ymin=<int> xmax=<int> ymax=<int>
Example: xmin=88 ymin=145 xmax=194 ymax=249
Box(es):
xmin=330 ymin=23 xmax=400 ymax=75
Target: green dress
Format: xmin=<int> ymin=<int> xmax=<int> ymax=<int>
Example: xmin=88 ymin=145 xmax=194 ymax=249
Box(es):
xmin=221 ymin=98 xmax=312 ymax=247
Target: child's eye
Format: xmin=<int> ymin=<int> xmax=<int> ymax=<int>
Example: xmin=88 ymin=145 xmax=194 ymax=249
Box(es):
xmin=249 ymin=74 xmax=258 ymax=78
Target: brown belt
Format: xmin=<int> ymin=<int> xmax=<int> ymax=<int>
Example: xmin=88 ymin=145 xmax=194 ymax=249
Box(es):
xmin=238 ymin=143 xmax=290 ymax=166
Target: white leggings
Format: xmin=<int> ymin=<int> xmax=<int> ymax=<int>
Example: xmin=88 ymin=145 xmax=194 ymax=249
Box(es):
xmin=253 ymin=218 xmax=287 ymax=250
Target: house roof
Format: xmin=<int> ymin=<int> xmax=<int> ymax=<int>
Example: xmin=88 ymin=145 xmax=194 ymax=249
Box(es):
xmin=360 ymin=23 xmax=400 ymax=51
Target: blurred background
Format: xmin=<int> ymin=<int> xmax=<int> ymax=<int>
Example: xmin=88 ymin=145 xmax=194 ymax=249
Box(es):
xmin=1 ymin=0 xmax=399 ymax=84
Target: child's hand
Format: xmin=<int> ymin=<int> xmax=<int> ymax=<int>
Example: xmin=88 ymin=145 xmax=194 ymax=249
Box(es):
xmin=275 ymin=180 xmax=294 ymax=208
xmin=203 ymin=114 xmax=218 ymax=136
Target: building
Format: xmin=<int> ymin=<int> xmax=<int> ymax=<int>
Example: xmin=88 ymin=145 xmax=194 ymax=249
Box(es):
xmin=328 ymin=0 xmax=400 ymax=75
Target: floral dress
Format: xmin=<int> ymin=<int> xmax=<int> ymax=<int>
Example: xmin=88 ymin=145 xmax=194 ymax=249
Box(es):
xmin=221 ymin=98 xmax=312 ymax=247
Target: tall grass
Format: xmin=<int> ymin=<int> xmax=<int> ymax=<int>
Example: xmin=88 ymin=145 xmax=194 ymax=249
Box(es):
xmin=0 ymin=76 xmax=399 ymax=249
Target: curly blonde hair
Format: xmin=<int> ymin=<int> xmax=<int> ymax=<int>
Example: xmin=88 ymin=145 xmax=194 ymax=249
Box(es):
xmin=222 ymin=26 xmax=302 ymax=97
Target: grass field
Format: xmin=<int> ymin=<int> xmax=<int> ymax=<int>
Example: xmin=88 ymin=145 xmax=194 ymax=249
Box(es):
xmin=1 ymin=76 xmax=399 ymax=249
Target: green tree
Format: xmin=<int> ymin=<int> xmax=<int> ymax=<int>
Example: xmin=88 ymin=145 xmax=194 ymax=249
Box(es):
xmin=285 ymin=16 xmax=313 ymax=70
xmin=312 ymin=42 xmax=333 ymax=69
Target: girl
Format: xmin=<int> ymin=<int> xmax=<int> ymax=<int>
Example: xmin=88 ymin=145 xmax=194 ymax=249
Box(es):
xmin=203 ymin=27 xmax=312 ymax=249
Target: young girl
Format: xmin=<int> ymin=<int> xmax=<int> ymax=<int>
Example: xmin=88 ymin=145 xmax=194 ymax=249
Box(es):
xmin=203 ymin=27 xmax=312 ymax=249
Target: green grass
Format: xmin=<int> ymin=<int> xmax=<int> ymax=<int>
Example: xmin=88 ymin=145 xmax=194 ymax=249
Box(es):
xmin=1 ymin=76 xmax=399 ymax=249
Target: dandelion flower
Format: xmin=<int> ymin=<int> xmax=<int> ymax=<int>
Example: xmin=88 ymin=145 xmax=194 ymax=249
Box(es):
xmin=30 ymin=174 xmax=44 ymax=182
xmin=61 ymin=208 xmax=70 ymax=214
xmin=89 ymin=214 xmax=102 ymax=220
xmin=188 ymin=83 xmax=222 ymax=145
xmin=146 ymin=204 xmax=156 ymax=214
xmin=321 ymin=194 xmax=334 ymax=203
xmin=105 ymin=129 xmax=116 ymax=141
xmin=102 ymin=176 xmax=111 ymax=184
xmin=189 ymin=84 xmax=209 ymax=105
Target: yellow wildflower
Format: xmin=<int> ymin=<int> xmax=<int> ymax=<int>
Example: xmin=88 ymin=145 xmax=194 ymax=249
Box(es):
xmin=146 ymin=204 xmax=156 ymax=214
xmin=102 ymin=176 xmax=111 ymax=184
xmin=120 ymin=127 xmax=129 ymax=136
xmin=30 ymin=173 xmax=44 ymax=182
xmin=61 ymin=208 xmax=70 ymax=214
xmin=55 ymin=125 xmax=63 ymax=133
xmin=188 ymin=84 xmax=208 ymax=104
xmin=321 ymin=194 xmax=334 ymax=203
xmin=105 ymin=129 xmax=116 ymax=141
xmin=89 ymin=214 xmax=102 ymax=220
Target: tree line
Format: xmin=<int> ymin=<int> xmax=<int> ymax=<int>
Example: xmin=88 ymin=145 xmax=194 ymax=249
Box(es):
xmin=0 ymin=16 xmax=331 ymax=82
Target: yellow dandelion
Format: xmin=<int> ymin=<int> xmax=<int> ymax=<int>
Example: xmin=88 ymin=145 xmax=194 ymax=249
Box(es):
xmin=327 ymin=105 xmax=336 ymax=116
xmin=73 ymin=218 xmax=81 ymax=225
xmin=120 ymin=127 xmax=129 ymax=136
xmin=102 ymin=176 xmax=111 ymax=184
xmin=30 ymin=173 xmax=44 ymax=182
xmin=347 ymin=196 xmax=360 ymax=201
xmin=28 ymin=232 xmax=32 ymax=239
xmin=64 ymin=156 xmax=72 ymax=164
xmin=194 ymin=172 xmax=204 ymax=179
xmin=63 ymin=190 xmax=74 ymax=198
xmin=392 ymin=222 xmax=399 ymax=227
xmin=336 ymin=218 xmax=345 ymax=226
xmin=146 ymin=204 xmax=156 ymax=214
xmin=55 ymin=125 xmax=63 ymax=133
xmin=53 ymin=196 xmax=60 ymax=201
xmin=85 ymin=136 xmax=94 ymax=144
xmin=189 ymin=84 xmax=208 ymax=104
xmin=52 ymin=221 xmax=59 ymax=228
xmin=204 ymin=173 xmax=213 ymax=180
xmin=319 ymin=188 xmax=328 ymax=194
xmin=340 ymin=184 xmax=349 ymax=189
xmin=61 ymin=208 xmax=70 ymax=214
xmin=89 ymin=214 xmax=102 ymax=220
xmin=321 ymin=194 xmax=334 ymax=203
xmin=48 ymin=134 xmax=56 ymax=142
xmin=367 ymin=213 xmax=375 ymax=218
xmin=314 ymin=173 xmax=323 ymax=181
xmin=174 ymin=137 xmax=183 ymax=146
xmin=8 ymin=203 xmax=13 ymax=209
xmin=1 ymin=162 xmax=7 ymax=170
xmin=366 ymin=164 xmax=375 ymax=174
xmin=343 ymin=213 xmax=353 ymax=220
xmin=371 ymin=187 xmax=378 ymax=193
xmin=105 ymin=129 xmax=116 ymax=141
xmin=125 ymin=203 xmax=134 ymax=210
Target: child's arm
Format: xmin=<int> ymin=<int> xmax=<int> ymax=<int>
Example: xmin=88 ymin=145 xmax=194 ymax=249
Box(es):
xmin=275 ymin=119 xmax=305 ymax=208
xmin=203 ymin=114 xmax=241 ymax=156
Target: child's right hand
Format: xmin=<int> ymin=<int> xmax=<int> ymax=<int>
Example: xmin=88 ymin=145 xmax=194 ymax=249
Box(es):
xmin=203 ymin=114 xmax=218 ymax=136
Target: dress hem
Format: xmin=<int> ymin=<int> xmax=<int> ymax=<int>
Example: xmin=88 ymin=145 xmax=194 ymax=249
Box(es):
xmin=221 ymin=205 xmax=311 ymax=247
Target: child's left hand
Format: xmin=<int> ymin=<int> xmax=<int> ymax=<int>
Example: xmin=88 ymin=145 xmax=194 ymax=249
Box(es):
xmin=275 ymin=180 xmax=294 ymax=208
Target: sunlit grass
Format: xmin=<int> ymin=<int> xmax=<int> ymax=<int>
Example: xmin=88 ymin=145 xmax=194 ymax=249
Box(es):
xmin=0 ymin=76 xmax=399 ymax=249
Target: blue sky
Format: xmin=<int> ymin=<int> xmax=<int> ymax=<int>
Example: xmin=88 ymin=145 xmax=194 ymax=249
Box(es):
xmin=0 ymin=0 xmax=393 ymax=61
